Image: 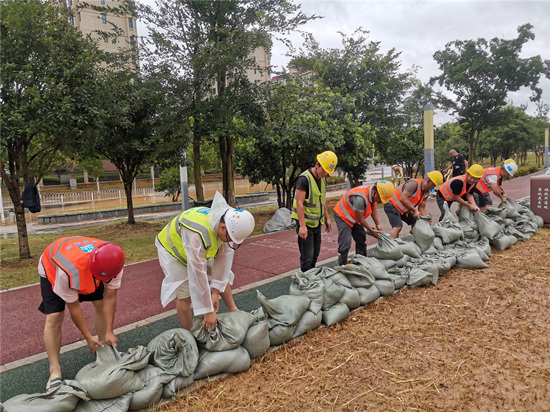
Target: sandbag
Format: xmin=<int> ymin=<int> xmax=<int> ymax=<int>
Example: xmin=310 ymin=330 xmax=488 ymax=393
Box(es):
xmin=322 ymin=302 xmax=350 ymax=326
xmin=432 ymin=237 xmax=444 ymax=251
xmin=433 ymin=207 xmax=463 ymax=244
xmin=147 ymin=328 xmax=198 ymax=377
xmin=321 ymin=278 xmax=346 ymax=310
xmin=340 ymin=287 xmax=361 ymax=310
xmin=193 ymin=347 xmax=251 ymax=380
xmin=74 ymin=392 xmax=132 ymax=412
xmin=352 ymin=255 xmax=391 ymax=280
xmin=262 ymin=207 xmax=296 ymax=233
xmin=374 ymin=279 xmax=395 ymax=296
xmin=411 ymin=216 xmax=435 ymax=252
xmin=192 ymin=310 xmax=256 ymax=351
xmin=474 ymin=211 xmax=502 ymax=240
xmin=129 ymin=365 xmax=175 ymax=411
xmin=457 ymin=205 xmax=478 ymax=232
xmin=499 ymin=199 xmax=520 ymax=219
xmin=327 ymin=271 xmax=353 ymax=289
xmin=257 ymin=291 xmax=310 ymax=327
xmin=293 ymin=310 xmax=323 ymax=338
xmin=289 ymin=271 xmax=325 ymax=313
xmin=268 ymin=324 xmax=295 ymax=346
xmin=335 ymin=264 xmax=376 ymax=288
xmin=456 ymin=252 xmax=489 ymax=269
xmin=356 ymin=286 xmax=381 ymax=305
xmin=241 ymin=318 xmax=270 ymax=359
xmin=406 ymin=268 xmax=433 ymax=288
xmin=377 ymin=259 xmax=397 ymax=269
xmin=388 ymin=272 xmax=407 ymax=289
xmin=395 ymin=239 xmax=422 ymax=258
xmin=162 ymin=375 xmax=194 ymax=399
xmin=75 ymin=345 xmax=150 ymax=400
xmin=394 ymin=255 xmax=410 ymax=267
xmin=3 ymin=380 xmax=89 ymax=412
xmin=369 ymin=233 xmax=404 ymax=260
xmin=490 ymin=234 xmax=516 ymax=250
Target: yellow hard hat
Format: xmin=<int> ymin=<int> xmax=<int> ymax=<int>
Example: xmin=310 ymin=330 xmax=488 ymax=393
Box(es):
xmin=427 ymin=171 xmax=444 ymax=187
xmin=317 ymin=151 xmax=338 ymax=174
xmin=467 ymin=164 xmax=483 ymax=178
xmin=376 ymin=180 xmax=395 ymax=204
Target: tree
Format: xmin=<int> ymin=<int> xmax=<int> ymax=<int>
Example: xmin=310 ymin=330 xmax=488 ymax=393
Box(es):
xmin=237 ymin=79 xmax=344 ymax=209
xmin=0 ymin=0 xmax=104 ymax=259
xmin=77 ymin=157 xmax=104 ymax=192
xmin=139 ymin=0 xmax=317 ymax=205
xmin=430 ymin=24 xmax=550 ymax=163
xmin=85 ymin=70 xmax=162 ymax=224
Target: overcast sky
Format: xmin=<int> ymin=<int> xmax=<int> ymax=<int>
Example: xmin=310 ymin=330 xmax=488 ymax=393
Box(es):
xmin=270 ymin=0 xmax=550 ymax=123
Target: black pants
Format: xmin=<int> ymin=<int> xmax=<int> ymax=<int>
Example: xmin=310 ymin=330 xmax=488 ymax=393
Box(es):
xmin=295 ymin=221 xmax=322 ymax=272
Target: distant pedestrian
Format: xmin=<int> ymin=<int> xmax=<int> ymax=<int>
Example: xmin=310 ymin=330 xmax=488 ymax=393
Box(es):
xmin=334 ymin=180 xmax=394 ymax=265
xmin=436 ymin=165 xmax=483 ymax=221
xmin=443 ymin=149 xmax=469 ymax=178
xmin=156 ymin=192 xmax=254 ymax=331
xmin=384 ymin=171 xmax=444 ymax=238
xmin=472 ymin=161 xmax=517 ymax=211
xmin=291 ymin=151 xmax=338 ymax=272
xmin=38 ymin=237 xmax=125 ymax=392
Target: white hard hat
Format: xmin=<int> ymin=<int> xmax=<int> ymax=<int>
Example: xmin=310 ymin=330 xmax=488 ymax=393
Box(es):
xmin=503 ymin=161 xmax=517 ymax=176
xmin=224 ymin=209 xmax=255 ymax=244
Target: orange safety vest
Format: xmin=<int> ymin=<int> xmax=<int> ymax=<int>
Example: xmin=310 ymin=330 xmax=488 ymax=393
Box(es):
xmin=475 ymin=167 xmax=501 ymax=196
xmin=438 ymin=175 xmax=473 ymax=201
xmin=42 ymin=236 xmax=103 ymax=295
xmin=388 ymin=179 xmax=427 ymax=214
xmin=334 ymin=185 xmax=376 ymax=227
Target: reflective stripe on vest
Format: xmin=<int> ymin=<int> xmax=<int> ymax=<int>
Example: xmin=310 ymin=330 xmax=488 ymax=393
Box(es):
xmin=388 ymin=179 xmax=426 ymax=214
xmin=42 ymin=236 xmax=102 ymax=294
xmin=156 ymin=208 xmax=220 ymax=266
xmin=291 ymin=170 xmax=326 ymax=227
xmin=439 ymin=175 xmax=469 ymax=201
xmin=334 ymin=185 xmax=375 ymax=227
xmin=475 ymin=167 xmax=501 ymax=195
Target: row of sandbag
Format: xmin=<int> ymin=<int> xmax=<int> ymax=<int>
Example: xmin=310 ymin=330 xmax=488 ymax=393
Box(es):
xmin=3 ymin=199 xmax=542 ymax=412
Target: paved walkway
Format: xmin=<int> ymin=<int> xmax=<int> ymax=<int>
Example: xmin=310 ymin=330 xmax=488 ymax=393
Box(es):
xmin=0 ymin=170 xmax=545 ymax=401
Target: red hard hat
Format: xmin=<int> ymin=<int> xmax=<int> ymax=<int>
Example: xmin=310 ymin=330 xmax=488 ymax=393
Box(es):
xmin=89 ymin=242 xmax=125 ymax=281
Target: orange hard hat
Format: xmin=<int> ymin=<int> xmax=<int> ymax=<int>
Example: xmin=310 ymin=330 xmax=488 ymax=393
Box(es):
xmin=89 ymin=242 xmax=125 ymax=281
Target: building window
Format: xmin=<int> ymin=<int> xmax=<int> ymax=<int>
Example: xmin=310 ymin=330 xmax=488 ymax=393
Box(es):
xmin=102 ymin=14 xmax=106 ymax=24
xmin=130 ymin=36 xmax=136 ymax=47
xmin=103 ymin=35 xmax=108 ymax=43
xmin=101 ymin=0 xmax=105 ymax=4
xmin=78 ymin=12 xmax=81 ymax=21
xmin=68 ymin=15 xmax=74 ymax=26
xmin=128 ymin=17 xmax=133 ymax=29
xmin=67 ymin=0 xmax=72 ymax=7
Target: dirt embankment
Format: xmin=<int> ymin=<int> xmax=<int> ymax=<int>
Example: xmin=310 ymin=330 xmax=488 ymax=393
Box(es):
xmin=157 ymin=228 xmax=550 ymax=412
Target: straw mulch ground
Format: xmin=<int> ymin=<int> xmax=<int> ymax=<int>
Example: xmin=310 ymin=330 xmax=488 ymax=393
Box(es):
xmin=156 ymin=228 xmax=550 ymax=412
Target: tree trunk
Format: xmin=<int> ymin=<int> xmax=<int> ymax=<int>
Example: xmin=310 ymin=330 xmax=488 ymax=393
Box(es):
xmin=468 ymin=128 xmax=477 ymax=164
xmin=123 ymin=179 xmax=135 ymax=224
xmin=220 ymin=134 xmax=235 ymax=207
xmin=14 ymin=201 xmax=32 ymax=259
xmin=193 ymin=129 xmax=204 ymax=202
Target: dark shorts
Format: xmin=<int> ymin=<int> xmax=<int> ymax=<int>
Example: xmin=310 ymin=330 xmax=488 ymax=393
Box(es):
xmin=384 ymin=202 xmax=417 ymax=228
xmin=38 ymin=276 xmax=105 ymax=315
xmin=473 ymin=189 xmax=493 ymax=208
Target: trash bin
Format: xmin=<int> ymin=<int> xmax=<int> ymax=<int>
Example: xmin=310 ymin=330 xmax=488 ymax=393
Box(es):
xmin=530 ymin=175 xmax=550 ymax=227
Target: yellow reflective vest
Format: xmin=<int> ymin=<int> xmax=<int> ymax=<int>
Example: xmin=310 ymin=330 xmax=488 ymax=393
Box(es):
xmin=156 ymin=207 xmax=220 ymax=265
xmin=291 ymin=169 xmax=326 ymax=228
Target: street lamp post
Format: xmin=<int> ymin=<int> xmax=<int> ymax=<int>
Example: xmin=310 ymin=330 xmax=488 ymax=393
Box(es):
xmin=424 ymin=103 xmax=435 ymax=173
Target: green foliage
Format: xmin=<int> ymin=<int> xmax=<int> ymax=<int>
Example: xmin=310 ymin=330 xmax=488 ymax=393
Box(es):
xmin=156 ymin=166 xmax=182 ymax=202
xmin=77 ymin=157 xmax=104 ymax=179
xmin=431 ymin=24 xmax=549 ymax=162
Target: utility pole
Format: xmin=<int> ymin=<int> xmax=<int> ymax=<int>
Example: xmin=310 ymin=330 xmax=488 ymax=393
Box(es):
xmin=424 ymin=103 xmax=435 ymax=173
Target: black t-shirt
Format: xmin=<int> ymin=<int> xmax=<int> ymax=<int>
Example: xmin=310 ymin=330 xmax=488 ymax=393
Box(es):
xmin=449 ymin=178 xmax=476 ymax=196
xmin=452 ymin=153 xmax=467 ymax=176
xmin=295 ymin=168 xmax=322 ymax=199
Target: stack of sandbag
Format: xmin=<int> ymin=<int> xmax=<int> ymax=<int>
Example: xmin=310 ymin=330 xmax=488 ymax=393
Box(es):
xmin=241 ymin=309 xmax=270 ymax=359
xmin=191 ymin=311 xmax=256 ymax=380
xmin=411 ymin=216 xmax=438 ymax=254
xmin=262 ymin=207 xmax=296 ymax=234
xmin=289 ymin=270 xmax=325 ymax=337
xmin=352 ymin=254 xmax=394 ymax=298
xmin=2 ymin=380 xmax=89 ymax=412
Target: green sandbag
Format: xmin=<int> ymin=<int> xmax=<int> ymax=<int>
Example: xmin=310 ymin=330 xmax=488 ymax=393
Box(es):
xmin=334 ymin=264 xmax=376 ymax=288
xmin=411 ymin=215 xmax=435 ymax=252
xmin=457 ymin=205 xmax=478 ymax=232
xmin=356 ymin=286 xmax=381 ymax=305
xmin=374 ymin=279 xmax=395 ymax=296
xmin=147 ymin=328 xmax=198 ymax=377
xmin=268 ymin=324 xmax=295 ymax=346
xmin=129 ymin=365 xmax=176 ymax=411
xmin=490 ymin=234 xmax=516 ymax=250
xmin=257 ymin=291 xmax=310 ymax=327
xmin=75 ymin=345 xmax=150 ymax=400
xmin=293 ymin=310 xmax=323 ymax=338
xmin=378 ymin=259 xmax=397 ymax=269
xmin=499 ymin=199 xmax=521 ymax=219
xmin=388 ymin=271 xmax=407 ymax=289
xmin=474 ymin=211 xmax=502 ymax=240
xmin=327 ymin=271 xmax=353 ymax=289
xmin=406 ymin=268 xmax=434 ymax=288
xmin=241 ymin=319 xmax=270 ymax=359
xmin=3 ymin=380 xmax=89 ymax=412
xmin=192 ymin=310 xmax=256 ymax=352
xmin=369 ymin=233 xmax=404 ymax=260
xmin=74 ymin=392 xmax=132 ymax=412
xmin=433 ymin=237 xmax=444 ymax=250
xmin=395 ymin=239 xmax=422 ymax=258
xmin=485 ymin=207 xmax=508 ymax=219
xmin=352 ymin=255 xmax=391 ymax=280
xmin=162 ymin=375 xmax=194 ymax=399
xmin=193 ymin=347 xmax=251 ymax=380
xmin=340 ymin=287 xmax=361 ymax=310
xmin=289 ymin=271 xmax=325 ymax=314
xmin=322 ymin=302 xmax=350 ymax=326
xmin=433 ymin=206 xmax=464 ymax=244
xmin=456 ymin=252 xmax=489 ymax=269
xmin=321 ymin=278 xmax=346 ymax=311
